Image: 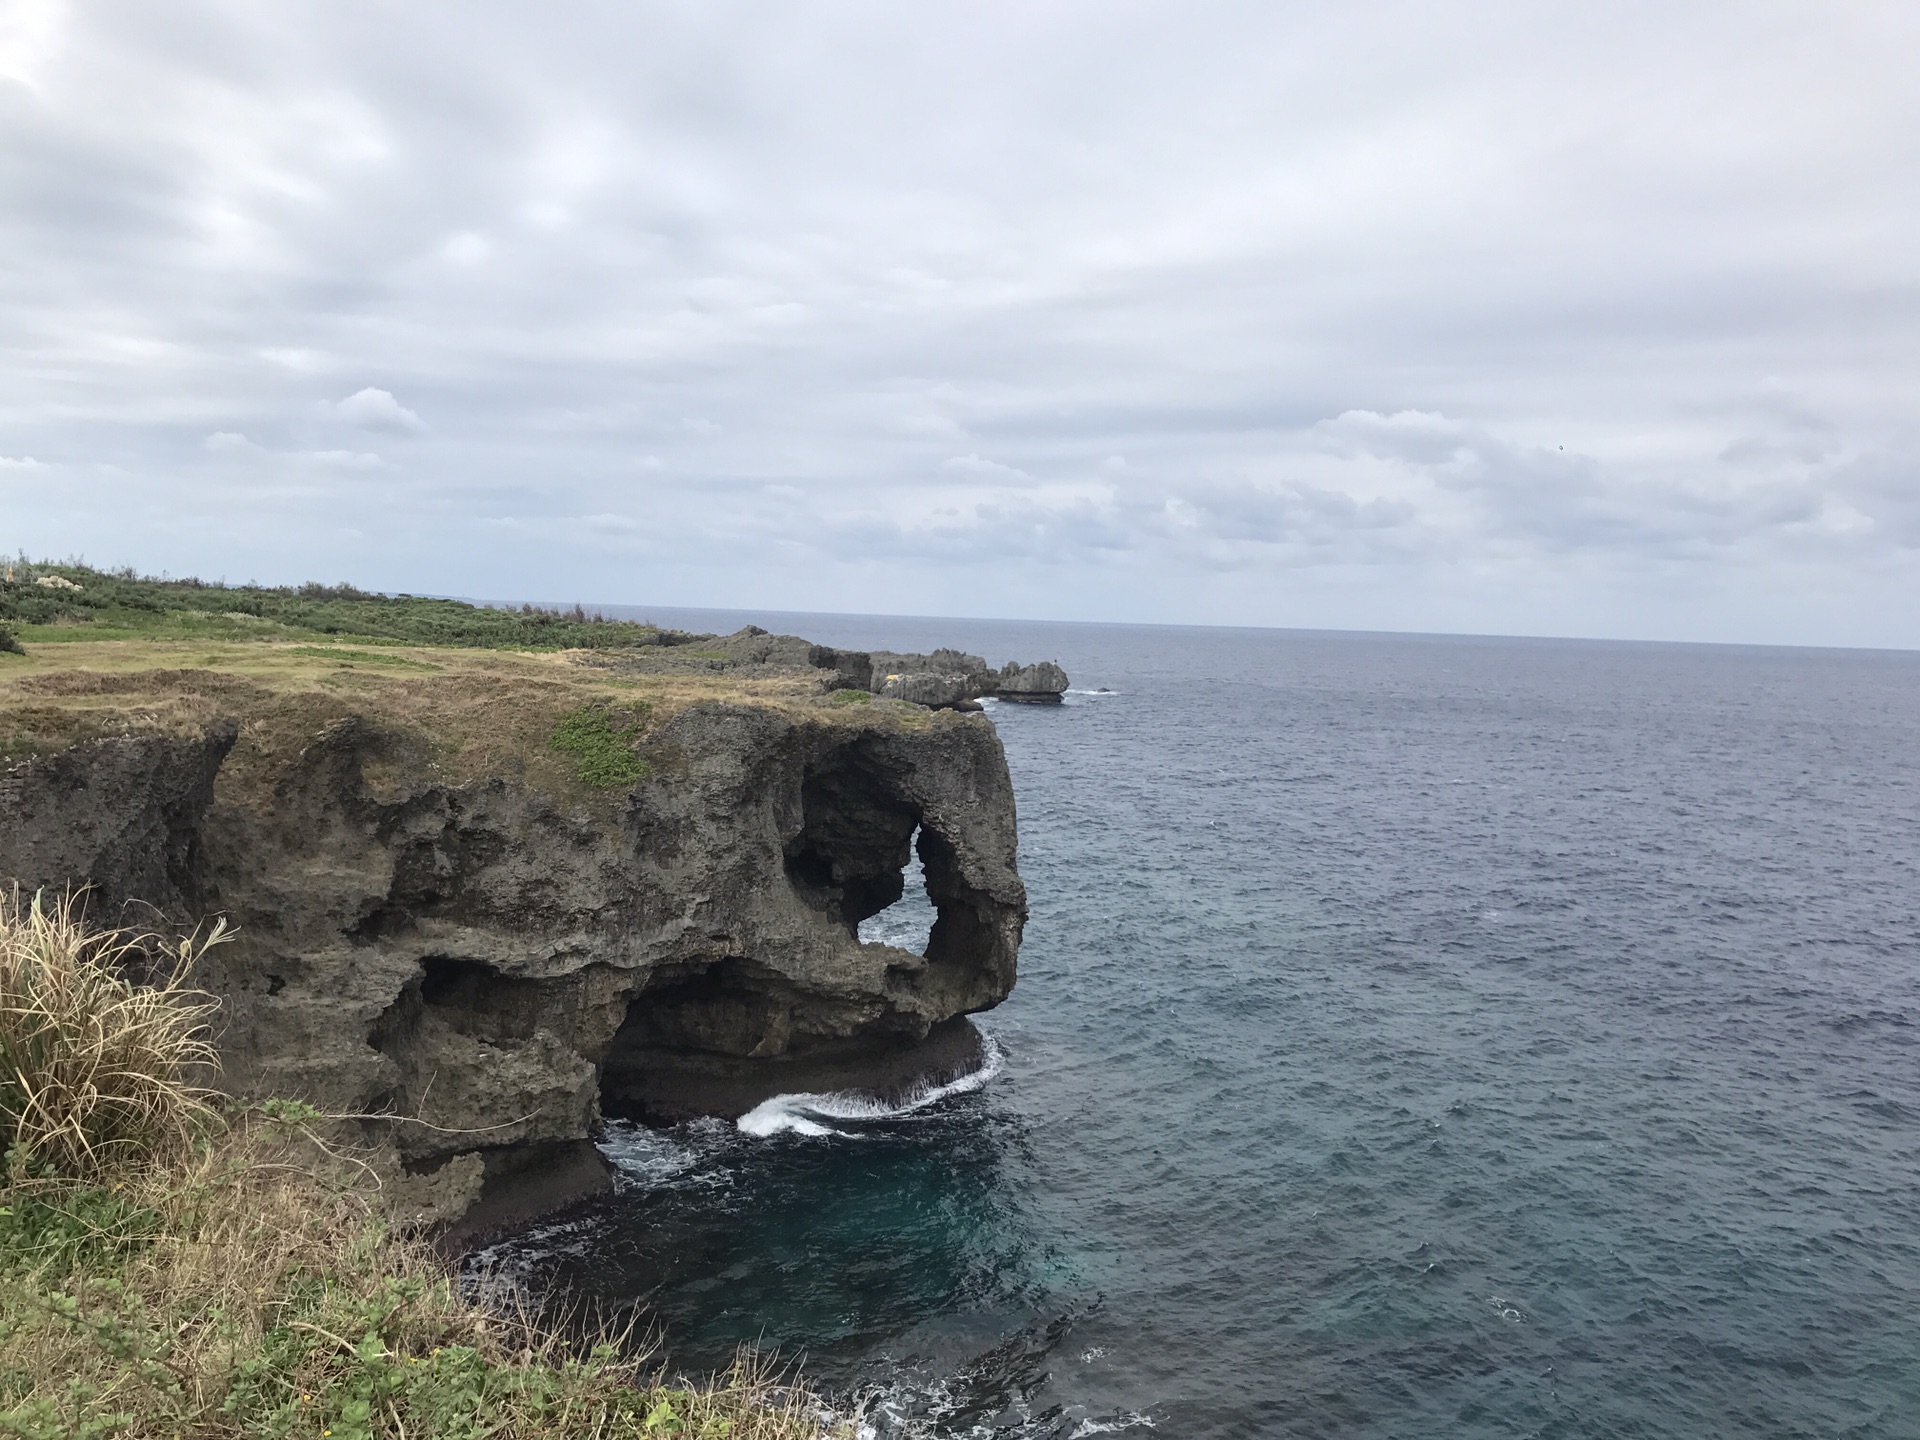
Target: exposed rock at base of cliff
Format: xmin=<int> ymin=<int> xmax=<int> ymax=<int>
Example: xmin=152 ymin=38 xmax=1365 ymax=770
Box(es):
xmin=0 ymin=690 xmax=1025 ymax=1235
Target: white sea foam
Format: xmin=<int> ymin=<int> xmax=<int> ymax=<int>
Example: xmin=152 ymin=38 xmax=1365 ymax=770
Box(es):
xmin=1068 ymin=1416 xmax=1156 ymax=1438
xmin=596 ymin=1116 xmax=734 ymax=1189
xmin=736 ymin=1035 xmax=1006 ymax=1138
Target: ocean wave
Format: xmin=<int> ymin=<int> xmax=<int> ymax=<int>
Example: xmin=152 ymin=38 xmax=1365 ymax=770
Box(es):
xmin=737 ymin=1035 xmax=1006 ymax=1139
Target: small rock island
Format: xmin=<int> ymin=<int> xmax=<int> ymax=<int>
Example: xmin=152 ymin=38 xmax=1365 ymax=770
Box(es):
xmin=0 ymin=566 xmax=1071 ymax=1241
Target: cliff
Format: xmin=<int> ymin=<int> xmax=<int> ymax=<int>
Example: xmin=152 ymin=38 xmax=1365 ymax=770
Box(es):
xmin=0 ymin=640 xmax=1026 ymax=1240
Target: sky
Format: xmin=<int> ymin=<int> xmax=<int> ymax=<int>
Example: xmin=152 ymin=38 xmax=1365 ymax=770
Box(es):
xmin=2 ymin=2 xmax=1918 ymax=646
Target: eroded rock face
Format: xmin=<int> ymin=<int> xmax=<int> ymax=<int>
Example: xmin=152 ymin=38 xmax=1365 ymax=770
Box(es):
xmin=0 ymin=702 xmax=1024 ymax=1237
xmin=878 ymin=672 xmax=971 ymax=708
xmin=997 ymin=661 xmax=1069 ymax=701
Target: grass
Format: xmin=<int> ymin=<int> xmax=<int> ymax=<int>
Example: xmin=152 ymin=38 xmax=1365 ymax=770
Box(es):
xmin=0 ymin=561 xmax=696 ymax=654
xmin=0 ymin=890 xmax=223 ymax=1179
xmin=282 ymin=648 xmax=442 ymax=672
xmin=549 ymin=706 xmax=651 ymax=789
xmin=0 ymin=632 xmax=932 ymax=801
xmin=0 ymin=899 xmax=854 ymax=1439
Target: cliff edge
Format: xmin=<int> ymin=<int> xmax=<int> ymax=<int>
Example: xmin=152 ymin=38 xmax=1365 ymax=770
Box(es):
xmin=0 ymin=639 xmax=1025 ymax=1240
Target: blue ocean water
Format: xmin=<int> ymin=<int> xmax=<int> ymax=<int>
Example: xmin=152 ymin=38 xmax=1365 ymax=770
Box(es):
xmin=479 ymin=616 xmax=1920 ymax=1439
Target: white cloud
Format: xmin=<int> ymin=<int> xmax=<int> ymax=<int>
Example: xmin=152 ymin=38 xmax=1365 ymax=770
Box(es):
xmin=1 ymin=3 xmax=1918 ymax=643
xmin=336 ymin=388 xmax=425 ymax=434
xmin=0 ymin=455 xmax=40 ymax=469
xmin=942 ymin=454 xmax=1031 ymax=482
xmin=297 ymin=449 xmax=386 ymax=470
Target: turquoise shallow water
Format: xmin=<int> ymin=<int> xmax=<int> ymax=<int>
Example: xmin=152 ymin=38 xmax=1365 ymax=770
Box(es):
xmin=476 ymin=617 xmax=1920 ymax=1438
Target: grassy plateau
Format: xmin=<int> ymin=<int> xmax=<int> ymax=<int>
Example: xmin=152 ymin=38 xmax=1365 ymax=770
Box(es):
xmin=0 ymin=561 xmax=930 ymax=804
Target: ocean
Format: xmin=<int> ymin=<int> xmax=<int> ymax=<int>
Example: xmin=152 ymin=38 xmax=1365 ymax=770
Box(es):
xmin=472 ymin=614 xmax=1920 ymax=1439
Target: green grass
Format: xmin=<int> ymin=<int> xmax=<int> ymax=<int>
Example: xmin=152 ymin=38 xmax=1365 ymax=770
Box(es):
xmin=0 ymin=561 xmax=700 ymax=653
xmin=825 ymin=688 xmax=872 ymax=706
xmin=549 ymin=705 xmax=651 ymax=788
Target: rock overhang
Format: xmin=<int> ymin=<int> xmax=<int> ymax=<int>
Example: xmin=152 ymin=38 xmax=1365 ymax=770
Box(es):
xmin=0 ymin=666 xmax=1026 ymax=1237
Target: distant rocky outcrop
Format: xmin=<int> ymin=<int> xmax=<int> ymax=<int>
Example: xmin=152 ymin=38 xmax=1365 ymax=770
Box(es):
xmin=996 ymin=660 xmax=1070 ymax=703
xmin=864 ymin=647 xmax=1068 ymax=707
xmin=584 ymin=628 xmax=1066 ymax=706
xmin=878 ymin=671 xmax=972 ymax=708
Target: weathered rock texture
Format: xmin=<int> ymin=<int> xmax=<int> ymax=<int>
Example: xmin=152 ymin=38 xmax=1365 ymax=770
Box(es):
xmin=576 ymin=628 xmax=1067 ymax=707
xmin=0 ymin=700 xmax=1024 ymax=1237
xmin=997 ymin=661 xmax=1070 ymax=702
xmin=867 ymin=649 xmax=1069 ymax=705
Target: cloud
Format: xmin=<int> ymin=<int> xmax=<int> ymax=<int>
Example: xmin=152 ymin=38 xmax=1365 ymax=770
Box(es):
xmin=941 ymin=454 xmax=1031 ymax=482
xmin=297 ymin=449 xmax=385 ymax=470
xmin=336 ymin=388 xmax=425 ymax=435
xmin=1 ymin=3 xmax=1918 ymax=643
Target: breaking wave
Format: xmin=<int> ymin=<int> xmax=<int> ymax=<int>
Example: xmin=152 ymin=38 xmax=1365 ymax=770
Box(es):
xmin=736 ymin=1035 xmax=1006 ymax=1138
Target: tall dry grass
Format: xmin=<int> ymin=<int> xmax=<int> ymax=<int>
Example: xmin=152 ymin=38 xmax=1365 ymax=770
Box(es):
xmin=0 ymin=888 xmax=224 ymax=1179
xmin=0 ymin=898 xmax=856 ymax=1438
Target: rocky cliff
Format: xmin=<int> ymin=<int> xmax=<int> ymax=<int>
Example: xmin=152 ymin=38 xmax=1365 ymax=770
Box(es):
xmin=0 ymin=663 xmax=1025 ymax=1240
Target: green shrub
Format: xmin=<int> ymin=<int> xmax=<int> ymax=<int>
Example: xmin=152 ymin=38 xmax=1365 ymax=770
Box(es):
xmin=549 ymin=706 xmax=651 ymax=788
xmin=0 ymin=623 xmax=22 ymax=656
xmin=0 ymin=562 xmax=702 ymax=653
xmin=825 ymin=688 xmax=871 ymax=706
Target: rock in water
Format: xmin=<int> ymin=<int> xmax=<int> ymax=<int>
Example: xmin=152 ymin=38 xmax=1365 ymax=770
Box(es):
xmin=997 ymin=660 xmax=1069 ymax=702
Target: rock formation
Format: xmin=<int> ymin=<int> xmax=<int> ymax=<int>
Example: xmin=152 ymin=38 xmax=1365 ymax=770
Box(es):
xmin=996 ymin=661 xmax=1070 ymax=702
xmin=587 ymin=629 xmax=1067 ymax=707
xmin=0 ymin=696 xmax=1025 ymax=1241
xmin=866 ymin=648 xmax=1069 ymax=706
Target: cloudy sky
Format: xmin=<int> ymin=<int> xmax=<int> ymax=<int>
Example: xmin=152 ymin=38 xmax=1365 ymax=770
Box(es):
xmin=3 ymin=2 xmax=1917 ymax=645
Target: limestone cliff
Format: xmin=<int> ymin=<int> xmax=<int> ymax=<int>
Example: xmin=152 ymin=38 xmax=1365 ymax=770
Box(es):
xmin=0 ymin=672 xmax=1024 ymax=1238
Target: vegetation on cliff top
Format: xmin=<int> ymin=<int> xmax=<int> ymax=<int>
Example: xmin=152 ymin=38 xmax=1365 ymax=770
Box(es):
xmin=549 ymin=705 xmax=653 ymax=788
xmin=0 ymin=894 xmax=849 ymax=1439
xmin=0 ymin=560 xmax=694 ymax=653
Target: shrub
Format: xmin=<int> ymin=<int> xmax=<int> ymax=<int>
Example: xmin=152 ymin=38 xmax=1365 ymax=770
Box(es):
xmin=0 ymin=561 xmax=699 ymax=653
xmin=550 ymin=706 xmax=651 ymax=788
xmin=825 ymin=688 xmax=871 ymax=706
xmin=0 ymin=622 xmax=23 ymax=655
xmin=0 ymin=890 xmax=224 ymax=1179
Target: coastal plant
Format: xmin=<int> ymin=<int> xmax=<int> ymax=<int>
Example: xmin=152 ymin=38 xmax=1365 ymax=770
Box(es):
xmin=550 ymin=704 xmax=651 ymax=788
xmin=0 ymin=889 xmax=224 ymax=1179
xmin=825 ymin=688 xmax=871 ymax=706
xmin=0 ymin=903 xmax=854 ymax=1438
xmin=0 ymin=560 xmax=703 ymax=653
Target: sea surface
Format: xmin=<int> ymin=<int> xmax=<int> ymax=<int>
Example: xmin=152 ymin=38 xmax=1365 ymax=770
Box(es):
xmin=474 ymin=615 xmax=1920 ymax=1439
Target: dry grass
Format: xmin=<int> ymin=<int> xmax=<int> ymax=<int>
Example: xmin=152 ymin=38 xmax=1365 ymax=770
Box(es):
xmin=0 ymin=904 xmax=857 ymax=1439
xmin=0 ymin=889 xmax=223 ymax=1180
xmin=0 ymin=637 xmax=930 ymax=807
xmin=1 ymin=1113 xmax=849 ymax=1439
